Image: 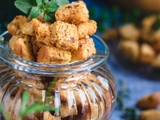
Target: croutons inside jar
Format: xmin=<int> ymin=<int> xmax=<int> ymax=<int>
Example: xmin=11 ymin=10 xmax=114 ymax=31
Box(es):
xmin=9 ymin=34 xmax=35 ymax=61
xmin=37 ymin=46 xmax=71 ymax=64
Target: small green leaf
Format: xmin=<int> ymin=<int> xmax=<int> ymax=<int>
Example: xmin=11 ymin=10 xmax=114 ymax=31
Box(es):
xmin=21 ymin=104 xmax=44 ymax=118
xmin=14 ymin=0 xmax=37 ymax=14
xmin=0 ymin=104 xmax=10 ymax=120
xmin=21 ymin=103 xmax=58 ymax=118
xmin=36 ymin=0 xmax=43 ymax=5
xmin=20 ymin=92 xmax=30 ymax=116
xmin=43 ymin=106 xmax=59 ymax=111
xmin=44 ymin=12 xmax=55 ymax=22
xmin=54 ymin=0 xmax=69 ymax=6
xmin=29 ymin=6 xmax=42 ymax=19
xmin=45 ymin=1 xmax=59 ymax=12
xmin=42 ymin=0 xmax=49 ymax=3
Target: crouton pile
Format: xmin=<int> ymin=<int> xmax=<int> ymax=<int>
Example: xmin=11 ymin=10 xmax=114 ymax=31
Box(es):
xmin=7 ymin=1 xmax=97 ymax=64
xmin=103 ymin=15 xmax=160 ymax=68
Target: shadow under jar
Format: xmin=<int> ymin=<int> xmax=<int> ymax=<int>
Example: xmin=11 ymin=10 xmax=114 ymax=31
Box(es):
xmin=0 ymin=32 xmax=117 ymax=120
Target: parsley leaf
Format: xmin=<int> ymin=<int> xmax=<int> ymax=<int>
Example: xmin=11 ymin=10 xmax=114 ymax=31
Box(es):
xmin=55 ymin=0 xmax=70 ymax=7
xmin=14 ymin=0 xmax=37 ymax=14
xmin=29 ymin=6 xmax=42 ymax=19
xmin=14 ymin=0 xmax=69 ymax=22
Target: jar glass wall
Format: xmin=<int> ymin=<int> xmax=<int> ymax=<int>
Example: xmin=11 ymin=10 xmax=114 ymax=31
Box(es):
xmin=0 ymin=32 xmax=117 ymax=120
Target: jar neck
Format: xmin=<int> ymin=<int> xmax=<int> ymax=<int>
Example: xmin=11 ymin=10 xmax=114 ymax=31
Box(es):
xmin=0 ymin=32 xmax=109 ymax=76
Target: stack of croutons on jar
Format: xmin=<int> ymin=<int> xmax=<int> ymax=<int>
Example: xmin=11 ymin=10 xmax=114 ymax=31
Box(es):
xmin=136 ymin=91 xmax=160 ymax=120
xmin=103 ymin=15 xmax=160 ymax=68
xmin=7 ymin=1 xmax=97 ymax=64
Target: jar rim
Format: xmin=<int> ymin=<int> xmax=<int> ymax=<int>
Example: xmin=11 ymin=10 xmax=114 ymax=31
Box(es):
xmin=0 ymin=31 xmax=109 ymax=75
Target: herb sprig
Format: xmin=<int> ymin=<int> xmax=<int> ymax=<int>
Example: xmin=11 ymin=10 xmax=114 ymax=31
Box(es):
xmin=1 ymin=91 xmax=59 ymax=120
xmin=116 ymin=80 xmax=138 ymax=120
xmin=14 ymin=0 xmax=69 ymax=22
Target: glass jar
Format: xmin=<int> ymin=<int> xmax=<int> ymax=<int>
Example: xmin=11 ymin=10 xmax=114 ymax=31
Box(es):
xmin=0 ymin=32 xmax=117 ymax=120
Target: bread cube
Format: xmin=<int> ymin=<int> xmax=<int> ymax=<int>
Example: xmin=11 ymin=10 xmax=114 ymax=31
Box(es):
xmin=55 ymin=1 xmax=89 ymax=25
xmin=77 ymin=20 xmax=97 ymax=39
xmin=9 ymin=34 xmax=35 ymax=61
xmin=31 ymin=18 xmax=50 ymax=37
xmin=139 ymin=43 xmax=156 ymax=64
xmin=71 ymin=37 xmax=96 ymax=61
xmin=118 ymin=40 xmax=140 ymax=62
xmin=7 ymin=15 xmax=28 ymax=35
xmin=119 ymin=24 xmax=140 ymax=41
xmin=50 ymin=21 xmax=78 ymax=51
xmin=37 ymin=46 xmax=71 ymax=64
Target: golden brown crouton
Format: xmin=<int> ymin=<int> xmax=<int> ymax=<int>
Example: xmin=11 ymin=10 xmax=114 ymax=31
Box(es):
xmin=20 ymin=20 xmax=35 ymax=36
xmin=31 ymin=18 xmax=50 ymax=37
xmin=138 ymin=110 xmax=160 ymax=120
xmin=77 ymin=20 xmax=97 ymax=39
xmin=50 ymin=21 xmax=78 ymax=51
xmin=55 ymin=1 xmax=89 ymax=25
xmin=152 ymin=54 xmax=160 ymax=67
xmin=71 ymin=37 xmax=96 ymax=61
xmin=34 ymin=36 xmax=51 ymax=49
xmin=119 ymin=24 xmax=140 ymax=41
xmin=141 ymin=15 xmax=157 ymax=31
xmin=9 ymin=34 xmax=35 ymax=61
xmin=118 ymin=40 xmax=140 ymax=62
xmin=43 ymin=112 xmax=59 ymax=120
xmin=7 ymin=15 xmax=28 ymax=35
xmin=139 ymin=43 xmax=156 ymax=64
xmin=37 ymin=46 xmax=71 ymax=64
xmin=136 ymin=91 xmax=160 ymax=110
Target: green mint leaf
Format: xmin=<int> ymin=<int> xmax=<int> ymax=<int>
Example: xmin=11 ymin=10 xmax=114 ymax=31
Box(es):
xmin=14 ymin=0 xmax=37 ymax=14
xmin=21 ymin=103 xmax=58 ymax=118
xmin=45 ymin=1 xmax=59 ymax=12
xmin=36 ymin=0 xmax=43 ymax=5
xmin=42 ymin=106 xmax=59 ymax=111
xmin=44 ymin=12 xmax=55 ymax=22
xmin=29 ymin=6 xmax=42 ymax=19
xmin=20 ymin=92 xmax=30 ymax=117
xmin=54 ymin=0 xmax=69 ymax=7
xmin=21 ymin=104 xmax=44 ymax=118
xmin=0 ymin=104 xmax=10 ymax=120
xmin=42 ymin=0 xmax=49 ymax=3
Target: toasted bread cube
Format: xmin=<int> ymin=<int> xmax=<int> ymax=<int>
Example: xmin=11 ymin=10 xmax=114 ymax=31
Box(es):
xmin=55 ymin=1 xmax=89 ymax=25
xmin=138 ymin=110 xmax=160 ymax=120
xmin=139 ymin=43 xmax=156 ymax=64
xmin=71 ymin=37 xmax=96 ymax=61
xmin=50 ymin=21 xmax=78 ymax=51
xmin=77 ymin=20 xmax=97 ymax=39
xmin=152 ymin=54 xmax=160 ymax=68
xmin=136 ymin=91 xmax=160 ymax=110
xmin=34 ymin=35 xmax=51 ymax=48
xmin=31 ymin=18 xmax=50 ymax=37
xmin=9 ymin=34 xmax=35 ymax=61
xmin=7 ymin=15 xmax=28 ymax=35
xmin=118 ymin=40 xmax=140 ymax=62
xmin=20 ymin=20 xmax=35 ymax=36
xmin=119 ymin=24 xmax=140 ymax=41
xmin=43 ymin=112 xmax=58 ymax=120
xmin=37 ymin=46 xmax=71 ymax=64
xmin=31 ymin=35 xmax=52 ymax=57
